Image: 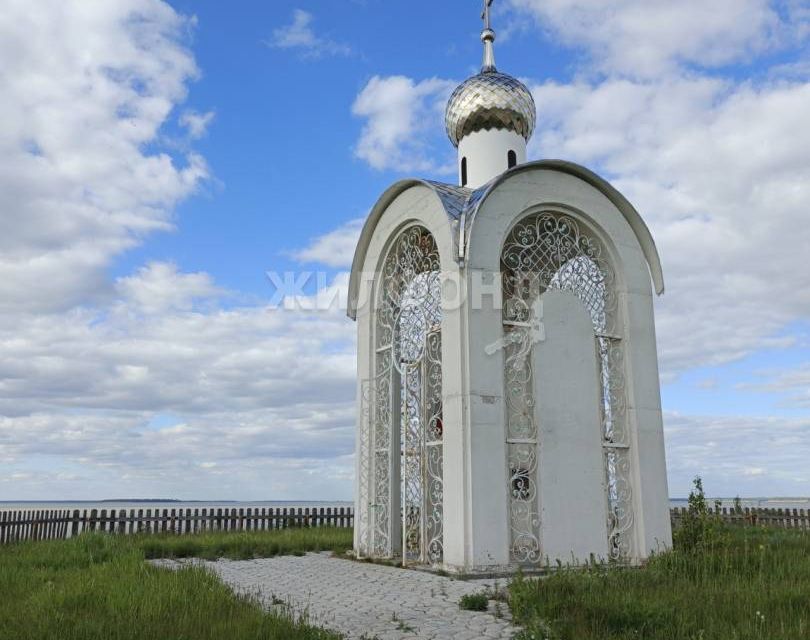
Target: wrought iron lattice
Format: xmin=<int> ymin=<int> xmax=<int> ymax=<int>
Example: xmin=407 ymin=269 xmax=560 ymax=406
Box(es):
xmin=501 ymin=212 xmax=634 ymax=563
xmin=373 ymin=225 xmax=444 ymax=565
xmin=372 ymin=348 xmax=393 ymax=557
xmin=357 ymin=380 xmax=372 ymax=557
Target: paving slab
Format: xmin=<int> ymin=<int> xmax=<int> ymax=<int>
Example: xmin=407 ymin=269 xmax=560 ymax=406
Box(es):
xmin=153 ymin=552 xmax=521 ymax=639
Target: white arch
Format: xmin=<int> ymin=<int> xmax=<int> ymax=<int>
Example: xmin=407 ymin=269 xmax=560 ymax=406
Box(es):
xmin=347 ymin=162 xmax=664 ymax=321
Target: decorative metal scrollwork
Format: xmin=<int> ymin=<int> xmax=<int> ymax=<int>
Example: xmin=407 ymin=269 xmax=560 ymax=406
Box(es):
xmin=373 ymin=225 xmax=443 ymax=565
xmin=501 ymin=212 xmax=634 ymax=563
xmin=372 ymin=347 xmax=393 ymax=557
xmin=357 ymin=380 xmax=372 ymax=557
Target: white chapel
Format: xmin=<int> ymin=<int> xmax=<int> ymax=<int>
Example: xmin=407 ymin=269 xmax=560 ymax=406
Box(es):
xmin=348 ymin=1 xmax=672 ymax=573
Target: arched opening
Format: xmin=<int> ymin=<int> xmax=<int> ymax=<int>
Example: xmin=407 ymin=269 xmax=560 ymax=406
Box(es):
xmin=461 ymin=157 xmax=468 ymax=186
xmin=500 ymin=212 xmax=633 ymax=563
xmin=370 ymin=225 xmax=444 ymax=566
xmin=507 ymin=150 xmax=517 ymax=169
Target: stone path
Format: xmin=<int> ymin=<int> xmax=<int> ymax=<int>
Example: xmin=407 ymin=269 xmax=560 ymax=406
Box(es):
xmin=153 ymin=552 xmax=521 ymax=639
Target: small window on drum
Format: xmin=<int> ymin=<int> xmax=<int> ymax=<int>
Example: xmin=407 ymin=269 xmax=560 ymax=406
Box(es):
xmin=461 ymin=157 xmax=468 ymax=186
xmin=508 ymin=150 xmax=517 ymax=169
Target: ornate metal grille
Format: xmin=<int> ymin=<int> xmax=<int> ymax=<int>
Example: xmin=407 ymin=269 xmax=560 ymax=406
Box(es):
xmin=356 ymin=379 xmax=372 ymax=556
xmin=373 ymin=226 xmax=444 ymax=565
xmin=501 ymin=212 xmax=634 ymax=563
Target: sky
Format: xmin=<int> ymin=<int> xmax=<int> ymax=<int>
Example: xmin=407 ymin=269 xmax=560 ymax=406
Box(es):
xmin=1 ymin=0 xmax=809 ymax=502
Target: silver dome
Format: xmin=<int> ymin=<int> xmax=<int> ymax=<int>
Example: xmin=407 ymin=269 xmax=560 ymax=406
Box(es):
xmin=445 ymin=70 xmax=537 ymax=148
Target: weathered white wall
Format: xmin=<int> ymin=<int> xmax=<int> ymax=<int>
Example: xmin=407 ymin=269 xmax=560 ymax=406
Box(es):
xmin=465 ymin=167 xmax=672 ymax=567
xmin=535 ymin=289 xmax=609 ymax=564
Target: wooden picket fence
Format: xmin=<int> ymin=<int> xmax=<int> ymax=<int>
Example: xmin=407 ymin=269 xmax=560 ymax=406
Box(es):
xmin=2 ymin=505 xmax=808 ymax=545
xmin=0 ymin=506 xmax=354 ymax=544
xmin=670 ymin=506 xmax=810 ymax=530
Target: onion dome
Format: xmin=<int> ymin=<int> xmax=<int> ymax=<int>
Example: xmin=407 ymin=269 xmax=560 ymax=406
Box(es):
xmin=444 ymin=24 xmax=536 ymax=148
xmin=445 ymin=70 xmax=536 ymax=148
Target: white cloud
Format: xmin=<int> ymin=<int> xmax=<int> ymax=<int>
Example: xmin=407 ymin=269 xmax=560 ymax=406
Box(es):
xmin=268 ymin=9 xmax=352 ymax=59
xmin=0 ymin=0 xmax=207 ymax=315
xmin=0 ymin=0 xmax=350 ymax=501
xmin=352 ymin=75 xmax=456 ymax=173
xmin=529 ymin=74 xmax=810 ymax=375
xmin=0 ymin=264 xmax=357 ymax=499
xmin=292 ymin=218 xmax=364 ymax=268
xmin=506 ymin=0 xmax=793 ymax=77
xmin=0 ymin=411 xmax=355 ymax=501
xmin=740 ymin=363 xmax=810 ymax=408
xmin=115 ymin=262 xmax=222 ymax=314
xmin=0 ymin=0 xmax=363 ymax=503
xmin=664 ymin=412 xmax=810 ymax=497
xmin=180 ymin=109 xmax=215 ymax=139
xmin=0 ymin=286 xmax=355 ymax=420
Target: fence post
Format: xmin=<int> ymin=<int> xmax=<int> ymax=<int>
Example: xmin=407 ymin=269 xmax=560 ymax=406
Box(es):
xmin=69 ymin=510 xmax=79 ymax=538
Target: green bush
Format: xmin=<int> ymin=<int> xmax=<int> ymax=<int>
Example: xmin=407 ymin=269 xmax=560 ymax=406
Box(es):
xmin=459 ymin=592 xmax=489 ymax=611
xmin=673 ymin=476 xmax=726 ymax=553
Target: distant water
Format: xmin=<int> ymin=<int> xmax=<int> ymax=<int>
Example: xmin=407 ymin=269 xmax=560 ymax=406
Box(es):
xmin=2 ymin=498 xmax=808 ymax=513
xmin=0 ymin=500 xmax=352 ymax=512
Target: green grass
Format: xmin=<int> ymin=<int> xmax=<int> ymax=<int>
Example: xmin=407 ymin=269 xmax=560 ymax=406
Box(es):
xmin=459 ymin=592 xmax=490 ymax=611
xmin=0 ymin=528 xmax=353 ymax=640
xmin=509 ymin=526 xmax=810 ymax=640
xmin=138 ymin=526 xmax=353 ymax=561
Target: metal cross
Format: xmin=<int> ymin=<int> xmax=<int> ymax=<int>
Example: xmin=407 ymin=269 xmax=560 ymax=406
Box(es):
xmin=481 ymin=0 xmax=495 ymax=30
